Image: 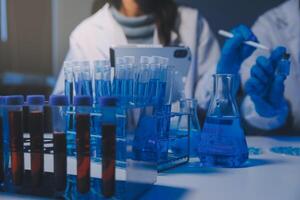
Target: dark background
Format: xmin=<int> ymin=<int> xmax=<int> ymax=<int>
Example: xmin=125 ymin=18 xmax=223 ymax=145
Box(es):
xmin=93 ymin=0 xmax=286 ymax=45
xmin=176 ymin=0 xmax=285 ymax=44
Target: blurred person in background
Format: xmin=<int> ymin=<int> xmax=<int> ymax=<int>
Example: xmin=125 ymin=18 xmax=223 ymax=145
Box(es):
xmin=53 ymin=0 xmax=258 ymax=114
xmin=241 ymin=0 xmax=297 ymax=133
xmin=53 ymin=0 xmax=220 ymax=110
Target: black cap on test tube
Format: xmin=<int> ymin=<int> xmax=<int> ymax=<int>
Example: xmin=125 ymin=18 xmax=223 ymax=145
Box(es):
xmin=5 ymin=95 xmax=24 ymax=105
xmin=98 ymin=96 xmax=118 ymax=107
xmin=26 ymin=95 xmax=45 ymax=106
xmin=73 ymin=95 xmax=92 ymax=106
xmin=49 ymin=95 xmax=69 ymax=106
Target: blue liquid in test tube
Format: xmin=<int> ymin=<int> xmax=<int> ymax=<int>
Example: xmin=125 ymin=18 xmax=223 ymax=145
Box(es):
xmin=94 ymin=60 xmax=112 ymax=99
xmin=134 ymin=56 xmax=151 ymax=106
xmin=73 ymin=61 xmax=93 ymax=97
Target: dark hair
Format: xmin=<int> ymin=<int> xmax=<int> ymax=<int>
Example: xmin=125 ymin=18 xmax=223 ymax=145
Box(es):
xmin=109 ymin=0 xmax=178 ymax=45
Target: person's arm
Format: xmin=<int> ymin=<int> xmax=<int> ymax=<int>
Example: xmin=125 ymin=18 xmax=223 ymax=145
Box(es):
xmin=194 ymin=16 xmax=221 ymax=110
xmin=240 ymin=17 xmax=289 ymax=131
xmin=242 ymin=47 xmax=290 ymax=131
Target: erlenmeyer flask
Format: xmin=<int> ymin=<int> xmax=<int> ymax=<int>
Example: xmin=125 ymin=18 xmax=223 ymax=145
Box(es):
xmin=198 ymin=74 xmax=248 ymax=167
xmin=173 ymin=99 xmax=201 ymax=157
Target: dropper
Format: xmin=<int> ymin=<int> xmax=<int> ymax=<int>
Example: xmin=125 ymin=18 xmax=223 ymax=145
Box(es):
xmin=218 ymin=30 xmax=290 ymax=59
xmin=218 ymin=29 xmax=291 ymax=76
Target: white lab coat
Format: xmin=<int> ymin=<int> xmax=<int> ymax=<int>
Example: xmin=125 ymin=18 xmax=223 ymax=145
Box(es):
xmin=241 ymin=0 xmax=300 ymax=131
xmin=53 ymin=3 xmax=220 ymax=110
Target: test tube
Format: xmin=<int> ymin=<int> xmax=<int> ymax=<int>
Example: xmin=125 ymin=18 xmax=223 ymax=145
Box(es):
xmin=99 ymin=97 xmax=117 ymax=198
xmin=134 ymin=56 xmax=151 ymax=105
xmin=5 ymin=95 xmax=24 ymax=186
xmin=113 ymin=57 xmax=125 ymax=102
xmin=0 ymin=97 xmax=4 ymax=184
xmin=158 ymin=57 xmax=169 ymax=104
xmin=27 ymin=95 xmax=45 ymax=187
xmin=23 ymin=103 xmax=29 ymax=134
xmin=74 ymin=95 xmax=92 ymax=194
xmin=64 ymin=62 xmax=74 ymax=104
xmin=94 ymin=60 xmax=112 ymax=100
xmin=148 ymin=56 xmax=161 ymax=105
xmin=49 ymin=95 xmax=69 ymax=193
xmin=123 ymin=56 xmax=135 ymax=104
xmin=73 ymin=61 xmax=93 ymax=97
xmin=44 ymin=102 xmax=52 ymax=134
xmin=64 ymin=63 xmax=74 ymax=132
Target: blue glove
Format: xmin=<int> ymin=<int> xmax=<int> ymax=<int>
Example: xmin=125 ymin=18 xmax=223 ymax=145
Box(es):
xmin=245 ymin=47 xmax=290 ymax=117
xmin=217 ymin=25 xmax=258 ymax=74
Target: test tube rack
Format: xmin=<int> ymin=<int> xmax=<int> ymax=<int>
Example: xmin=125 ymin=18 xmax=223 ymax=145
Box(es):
xmin=0 ymin=103 xmax=190 ymax=199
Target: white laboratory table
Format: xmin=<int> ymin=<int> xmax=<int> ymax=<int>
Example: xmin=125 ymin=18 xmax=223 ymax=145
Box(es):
xmin=1 ymin=136 xmax=300 ymax=200
xmin=142 ymin=136 xmax=300 ymax=200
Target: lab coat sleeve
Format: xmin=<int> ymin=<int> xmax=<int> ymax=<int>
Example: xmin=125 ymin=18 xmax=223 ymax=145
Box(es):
xmin=194 ymin=17 xmax=221 ymax=110
xmin=240 ymin=15 xmax=288 ymax=130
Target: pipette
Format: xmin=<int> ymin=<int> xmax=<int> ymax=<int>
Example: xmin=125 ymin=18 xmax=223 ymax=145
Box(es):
xmin=218 ymin=29 xmax=291 ymax=76
xmin=218 ymin=30 xmax=270 ymax=51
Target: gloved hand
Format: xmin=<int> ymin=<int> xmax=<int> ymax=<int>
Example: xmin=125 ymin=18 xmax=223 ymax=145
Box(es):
xmin=245 ymin=47 xmax=290 ymax=117
xmin=217 ymin=25 xmax=258 ymax=74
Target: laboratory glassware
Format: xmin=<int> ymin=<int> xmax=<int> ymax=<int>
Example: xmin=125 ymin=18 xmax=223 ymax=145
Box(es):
xmin=49 ymin=95 xmax=69 ymax=194
xmin=73 ymin=61 xmax=93 ymax=97
xmin=27 ymin=95 xmax=45 ymax=187
xmin=74 ymin=95 xmax=92 ymax=194
xmin=198 ymin=74 xmax=248 ymax=167
xmin=64 ymin=61 xmax=74 ymax=104
xmin=174 ymin=99 xmax=201 ymax=157
xmin=134 ymin=56 xmax=151 ymax=106
xmin=5 ymin=95 xmax=24 ymax=186
xmin=94 ymin=60 xmax=112 ymax=100
xmin=99 ymin=97 xmax=118 ymax=198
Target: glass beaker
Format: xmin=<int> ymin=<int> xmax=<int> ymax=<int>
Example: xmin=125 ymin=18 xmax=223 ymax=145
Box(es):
xmin=172 ymin=99 xmax=201 ymax=157
xmin=198 ymin=74 xmax=248 ymax=168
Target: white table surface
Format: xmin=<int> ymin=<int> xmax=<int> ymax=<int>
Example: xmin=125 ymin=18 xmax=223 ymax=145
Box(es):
xmin=1 ymin=136 xmax=300 ymax=200
xmin=142 ymin=136 xmax=300 ymax=200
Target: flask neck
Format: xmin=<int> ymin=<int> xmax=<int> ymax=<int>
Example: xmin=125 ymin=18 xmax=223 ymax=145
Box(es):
xmin=213 ymin=74 xmax=234 ymax=99
xmin=208 ymin=74 xmax=239 ymax=117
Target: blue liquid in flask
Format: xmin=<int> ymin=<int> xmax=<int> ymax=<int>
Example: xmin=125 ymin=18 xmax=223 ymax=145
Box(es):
xmin=198 ymin=116 xmax=248 ymax=167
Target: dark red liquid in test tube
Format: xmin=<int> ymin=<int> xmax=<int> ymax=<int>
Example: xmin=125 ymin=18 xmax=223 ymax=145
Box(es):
xmin=8 ymin=110 xmax=24 ymax=186
xmin=28 ymin=111 xmax=44 ymax=186
xmin=53 ymin=132 xmax=67 ymax=191
xmin=23 ymin=105 xmax=29 ymax=133
xmin=102 ymin=124 xmax=116 ymax=198
xmin=0 ymin=117 xmax=4 ymax=182
xmin=76 ymin=113 xmax=90 ymax=194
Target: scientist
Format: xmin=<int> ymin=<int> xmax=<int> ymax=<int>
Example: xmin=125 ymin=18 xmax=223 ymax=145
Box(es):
xmin=241 ymin=0 xmax=297 ymax=132
xmin=53 ymin=0 xmax=258 ymax=112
